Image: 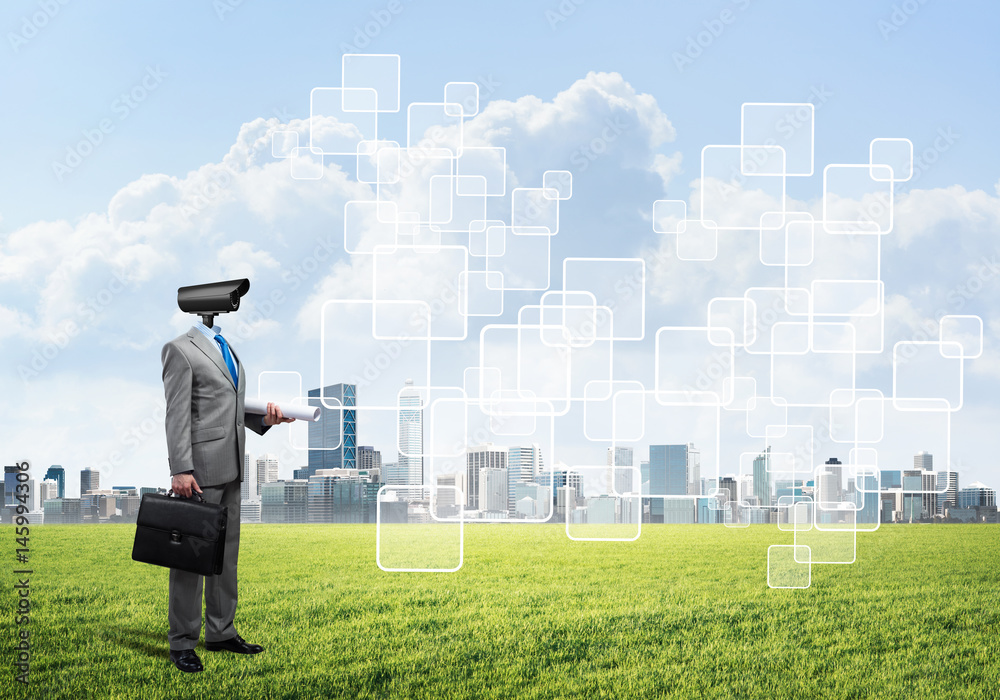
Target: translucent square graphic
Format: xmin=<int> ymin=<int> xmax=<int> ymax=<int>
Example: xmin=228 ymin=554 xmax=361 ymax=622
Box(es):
xmin=653 ymin=199 xmax=686 ymax=233
xmin=822 ymin=164 xmax=893 ymax=234
xmin=869 ymin=138 xmax=912 ymax=182
xmin=565 ymin=465 xmax=642 ymax=541
xmin=444 ymin=81 xmax=479 ymax=117
xmin=767 ymin=545 xmax=812 ymax=588
xmin=342 ymin=54 xmax=400 ymax=112
xmin=377 ymin=486 xmax=463 ymax=572
xmin=542 ymin=170 xmax=573 ymax=199
xmin=741 ymin=103 xmax=815 ymax=176
xmin=939 ymin=315 xmax=983 ymax=359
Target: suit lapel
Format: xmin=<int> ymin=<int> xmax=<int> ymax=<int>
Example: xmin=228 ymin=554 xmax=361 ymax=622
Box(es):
xmin=187 ymin=329 xmax=238 ymax=391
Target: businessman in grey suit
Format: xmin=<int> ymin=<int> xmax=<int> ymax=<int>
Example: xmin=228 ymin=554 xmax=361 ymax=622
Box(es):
xmin=162 ymin=319 xmax=293 ymax=673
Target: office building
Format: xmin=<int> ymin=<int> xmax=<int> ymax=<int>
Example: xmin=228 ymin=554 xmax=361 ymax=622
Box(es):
xmin=646 ymin=444 xmax=697 ymax=523
xmin=45 ymin=465 xmax=66 ymax=499
xmin=308 ymin=469 xmax=380 ymax=523
xmin=81 ymin=468 xmax=100 ymax=495
xmin=256 ymin=454 xmax=278 ymax=497
xmin=466 ymin=444 xmax=507 ymax=510
xmin=241 ymin=500 xmax=261 ymax=523
xmin=43 ymin=498 xmax=83 ymax=525
xmin=880 ymin=470 xmax=902 ymax=490
xmin=358 ymin=445 xmax=383 ymax=472
xmin=397 ymin=379 xmax=424 ymax=498
xmin=902 ymin=470 xmax=924 ymax=521
xmin=479 ymin=467 xmax=509 ymax=515
xmin=752 ymin=447 xmax=772 ymax=507
xmin=508 ymin=444 xmax=545 ymax=516
xmin=914 ymin=451 xmax=933 ymax=471
xmin=606 ymin=446 xmax=634 ymax=495
xmin=436 ymin=472 xmax=467 ymax=517
xmin=513 ymin=481 xmax=551 ymax=519
xmin=241 ymin=453 xmax=254 ymax=501
xmin=383 ymin=461 xmax=405 ymax=486
xmin=937 ymin=470 xmax=959 ymax=516
xmin=301 ymin=383 xmax=357 ymax=480
xmin=3 ymin=466 xmax=21 ymax=509
xmin=260 ymin=480 xmax=309 ymax=523
xmin=958 ymin=482 xmax=996 ymax=509
xmin=38 ymin=479 xmax=59 ymax=506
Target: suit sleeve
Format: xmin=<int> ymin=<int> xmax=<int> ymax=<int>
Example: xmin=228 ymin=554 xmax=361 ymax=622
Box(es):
xmin=245 ymin=410 xmax=271 ymax=437
xmin=162 ymin=342 xmax=196 ymax=475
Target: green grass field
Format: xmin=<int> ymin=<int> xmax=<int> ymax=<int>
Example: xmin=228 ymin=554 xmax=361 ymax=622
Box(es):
xmin=3 ymin=524 xmax=998 ymax=699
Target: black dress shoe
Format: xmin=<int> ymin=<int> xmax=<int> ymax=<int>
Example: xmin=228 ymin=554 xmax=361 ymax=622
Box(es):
xmin=205 ymin=635 xmax=264 ymax=654
xmin=169 ymin=648 xmax=204 ymax=673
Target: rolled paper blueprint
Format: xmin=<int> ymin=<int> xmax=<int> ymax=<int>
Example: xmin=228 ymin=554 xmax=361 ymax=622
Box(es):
xmin=244 ymin=398 xmax=320 ymax=422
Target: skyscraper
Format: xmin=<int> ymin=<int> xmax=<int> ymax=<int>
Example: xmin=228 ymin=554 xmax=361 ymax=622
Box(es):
xmin=397 ymin=379 xmax=424 ymax=498
xmin=646 ymin=444 xmax=695 ymax=523
xmin=357 ymin=445 xmax=383 ymax=472
xmin=302 ymin=383 xmax=357 ymax=480
xmin=80 ymin=468 xmax=100 ymax=495
xmin=466 ymin=444 xmax=507 ymax=510
xmin=256 ymin=454 xmax=278 ymax=497
xmin=38 ymin=479 xmax=59 ymax=506
xmin=241 ymin=452 xmax=254 ymax=501
xmin=479 ymin=467 xmax=509 ymax=514
xmin=509 ymin=444 xmax=544 ymax=516
xmin=752 ymin=447 xmax=772 ymax=507
xmin=936 ymin=470 xmax=959 ymax=516
xmin=914 ymin=451 xmax=933 ymax=471
xmin=606 ymin=446 xmax=634 ymax=495
xmin=45 ymin=465 xmax=65 ymax=499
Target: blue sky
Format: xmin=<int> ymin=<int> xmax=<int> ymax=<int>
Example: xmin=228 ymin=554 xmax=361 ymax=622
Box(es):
xmin=2 ymin=0 xmax=999 ymax=498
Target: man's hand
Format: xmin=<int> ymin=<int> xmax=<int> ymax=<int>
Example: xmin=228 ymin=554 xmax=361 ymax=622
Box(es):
xmin=172 ymin=473 xmax=202 ymax=498
xmin=263 ymin=401 xmax=296 ymax=426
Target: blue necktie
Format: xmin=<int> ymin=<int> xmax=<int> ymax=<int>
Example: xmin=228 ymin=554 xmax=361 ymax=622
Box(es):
xmin=214 ymin=334 xmax=239 ymax=388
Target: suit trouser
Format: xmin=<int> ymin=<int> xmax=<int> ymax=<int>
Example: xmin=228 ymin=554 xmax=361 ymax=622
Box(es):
xmin=168 ymin=478 xmax=241 ymax=650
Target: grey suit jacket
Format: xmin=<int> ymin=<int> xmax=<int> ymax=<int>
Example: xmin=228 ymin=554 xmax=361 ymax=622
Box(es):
xmin=162 ymin=328 xmax=270 ymax=487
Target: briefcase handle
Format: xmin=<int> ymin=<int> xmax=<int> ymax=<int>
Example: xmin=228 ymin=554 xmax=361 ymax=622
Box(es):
xmin=167 ymin=489 xmax=205 ymax=503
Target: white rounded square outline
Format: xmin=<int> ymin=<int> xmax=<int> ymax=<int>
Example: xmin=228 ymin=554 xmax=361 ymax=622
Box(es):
xmin=869 ymin=137 xmax=913 ymax=182
xmin=376 ymin=485 xmax=464 ymax=573
xmin=939 ymin=314 xmax=983 ymax=359
xmin=767 ymin=544 xmax=812 ymax=589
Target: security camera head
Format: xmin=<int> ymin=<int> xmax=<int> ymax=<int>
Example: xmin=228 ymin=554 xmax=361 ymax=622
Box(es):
xmin=177 ymin=278 xmax=250 ymax=328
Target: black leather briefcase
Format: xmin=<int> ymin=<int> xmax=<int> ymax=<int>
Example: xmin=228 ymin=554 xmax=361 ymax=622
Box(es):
xmin=131 ymin=492 xmax=227 ymax=576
